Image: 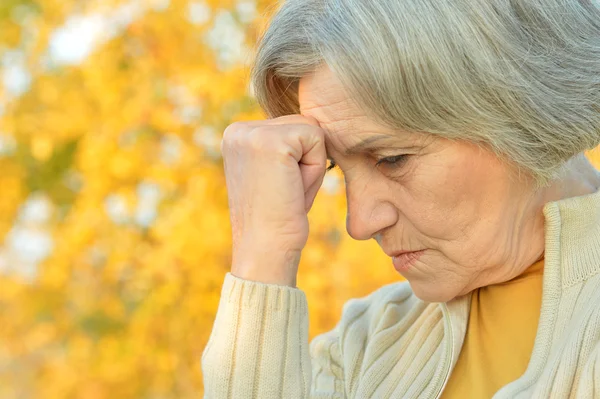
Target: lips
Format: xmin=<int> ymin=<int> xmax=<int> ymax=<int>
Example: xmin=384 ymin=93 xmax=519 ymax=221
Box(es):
xmin=387 ymin=250 xmax=420 ymax=257
xmin=389 ymin=250 xmax=426 ymax=272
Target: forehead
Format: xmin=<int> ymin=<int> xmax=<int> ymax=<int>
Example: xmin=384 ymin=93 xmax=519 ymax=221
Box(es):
xmin=298 ymin=66 xmax=361 ymax=122
xmin=298 ymin=67 xmax=390 ymax=147
xmin=298 ymin=66 xmax=428 ymax=154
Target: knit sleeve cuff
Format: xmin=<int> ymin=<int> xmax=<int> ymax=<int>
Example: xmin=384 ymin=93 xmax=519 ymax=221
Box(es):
xmin=220 ymin=272 xmax=308 ymax=314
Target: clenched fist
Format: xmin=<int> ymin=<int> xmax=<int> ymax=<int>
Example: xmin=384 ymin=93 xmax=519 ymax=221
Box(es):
xmin=221 ymin=115 xmax=327 ymax=287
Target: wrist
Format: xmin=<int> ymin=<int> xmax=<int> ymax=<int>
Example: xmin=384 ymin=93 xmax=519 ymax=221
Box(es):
xmin=231 ymin=248 xmax=301 ymax=287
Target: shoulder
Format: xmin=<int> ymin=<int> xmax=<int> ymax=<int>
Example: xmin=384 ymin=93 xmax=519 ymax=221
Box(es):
xmin=309 ymin=280 xmax=439 ymax=396
xmin=309 ymin=280 xmax=426 ymax=378
xmin=337 ymin=280 xmax=421 ymax=333
xmin=571 ymin=331 xmax=600 ymax=396
xmin=311 ymin=280 xmax=426 ymax=353
xmin=538 ymin=277 xmax=600 ymax=396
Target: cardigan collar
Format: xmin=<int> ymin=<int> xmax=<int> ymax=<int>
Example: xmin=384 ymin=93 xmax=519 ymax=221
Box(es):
xmin=543 ymin=186 xmax=600 ymax=288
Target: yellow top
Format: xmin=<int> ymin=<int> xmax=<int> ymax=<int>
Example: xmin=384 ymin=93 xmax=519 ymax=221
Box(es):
xmin=441 ymin=259 xmax=545 ymax=398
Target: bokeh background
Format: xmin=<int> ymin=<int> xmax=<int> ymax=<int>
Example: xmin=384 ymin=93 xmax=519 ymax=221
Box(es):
xmin=0 ymin=0 xmax=599 ymax=397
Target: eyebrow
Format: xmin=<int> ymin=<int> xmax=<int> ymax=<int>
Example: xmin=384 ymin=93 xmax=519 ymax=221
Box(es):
xmin=344 ymin=135 xmax=391 ymax=156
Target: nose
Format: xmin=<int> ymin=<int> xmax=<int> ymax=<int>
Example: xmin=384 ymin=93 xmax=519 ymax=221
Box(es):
xmin=345 ymin=175 xmax=398 ymax=241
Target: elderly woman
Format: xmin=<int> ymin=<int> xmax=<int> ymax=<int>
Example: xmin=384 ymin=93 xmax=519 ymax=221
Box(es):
xmin=202 ymin=0 xmax=600 ymax=397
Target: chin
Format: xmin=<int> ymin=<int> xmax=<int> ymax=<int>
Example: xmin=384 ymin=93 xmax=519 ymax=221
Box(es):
xmin=408 ymin=281 xmax=459 ymax=303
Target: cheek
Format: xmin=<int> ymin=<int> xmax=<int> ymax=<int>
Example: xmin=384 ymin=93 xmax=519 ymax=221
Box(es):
xmin=397 ymin=148 xmax=502 ymax=242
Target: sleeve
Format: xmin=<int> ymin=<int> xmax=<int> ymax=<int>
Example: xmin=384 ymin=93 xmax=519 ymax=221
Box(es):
xmin=201 ymin=273 xmax=346 ymax=399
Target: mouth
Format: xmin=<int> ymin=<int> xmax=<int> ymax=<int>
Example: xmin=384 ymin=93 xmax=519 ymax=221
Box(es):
xmin=388 ymin=250 xmax=426 ymax=272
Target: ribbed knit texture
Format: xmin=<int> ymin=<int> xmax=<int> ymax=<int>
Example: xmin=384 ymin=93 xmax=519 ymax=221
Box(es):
xmin=202 ymin=188 xmax=600 ymax=398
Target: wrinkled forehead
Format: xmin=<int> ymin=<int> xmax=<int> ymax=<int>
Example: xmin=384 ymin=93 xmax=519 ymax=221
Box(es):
xmin=299 ymin=66 xmax=346 ymax=105
xmin=298 ymin=67 xmax=382 ymax=140
xmin=298 ymin=67 xmax=427 ymax=154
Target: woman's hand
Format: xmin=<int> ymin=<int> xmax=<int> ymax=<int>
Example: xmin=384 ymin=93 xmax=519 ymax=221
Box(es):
xmin=221 ymin=115 xmax=327 ymax=287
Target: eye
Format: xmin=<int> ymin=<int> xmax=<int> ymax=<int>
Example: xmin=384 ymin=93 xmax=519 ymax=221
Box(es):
xmin=326 ymin=159 xmax=338 ymax=172
xmin=375 ymin=154 xmax=408 ymax=168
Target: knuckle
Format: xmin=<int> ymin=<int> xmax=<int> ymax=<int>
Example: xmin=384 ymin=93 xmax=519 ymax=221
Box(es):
xmin=223 ymin=122 xmax=253 ymax=146
xmin=311 ymin=126 xmax=325 ymax=141
xmin=224 ymin=122 xmax=324 ymax=156
xmin=274 ymin=114 xmax=320 ymax=128
xmin=223 ymin=121 xmax=246 ymax=140
xmin=222 ymin=122 xmax=249 ymax=156
xmin=246 ymin=126 xmax=277 ymax=151
xmin=219 ymin=136 xmax=228 ymax=156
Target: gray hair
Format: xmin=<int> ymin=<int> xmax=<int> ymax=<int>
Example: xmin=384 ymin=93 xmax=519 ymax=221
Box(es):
xmin=251 ymin=0 xmax=600 ymax=185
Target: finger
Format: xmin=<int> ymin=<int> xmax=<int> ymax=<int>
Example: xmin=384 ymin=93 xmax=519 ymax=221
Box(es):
xmin=268 ymin=114 xmax=321 ymax=128
xmin=239 ymin=114 xmax=320 ymax=128
xmin=297 ymin=128 xmax=327 ymax=210
xmin=266 ymin=124 xmax=325 ymax=163
xmin=303 ymin=167 xmax=325 ymax=211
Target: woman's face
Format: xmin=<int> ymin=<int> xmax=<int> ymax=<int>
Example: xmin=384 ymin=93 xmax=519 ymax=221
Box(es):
xmin=298 ymin=66 xmax=547 ymax=302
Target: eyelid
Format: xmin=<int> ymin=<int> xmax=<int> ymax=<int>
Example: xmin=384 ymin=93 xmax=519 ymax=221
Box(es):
xmin=375 ymin=154 xmax=408 ymax=167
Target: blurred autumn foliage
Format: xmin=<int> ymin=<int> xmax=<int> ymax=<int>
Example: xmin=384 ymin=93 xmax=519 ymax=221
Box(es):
xmin=0 ymin=0 xmax=599 ymax=398
xmin=0 ymin=0 xmax=400 ymax=397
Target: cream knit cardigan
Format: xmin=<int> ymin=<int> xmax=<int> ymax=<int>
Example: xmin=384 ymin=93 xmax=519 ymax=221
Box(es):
xmin=202 ymin=189 xmax=600 ymax=398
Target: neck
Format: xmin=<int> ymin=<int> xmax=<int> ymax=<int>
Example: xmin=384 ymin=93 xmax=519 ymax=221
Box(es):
xmin=542 ymin=153 xmax=600 ymax=204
